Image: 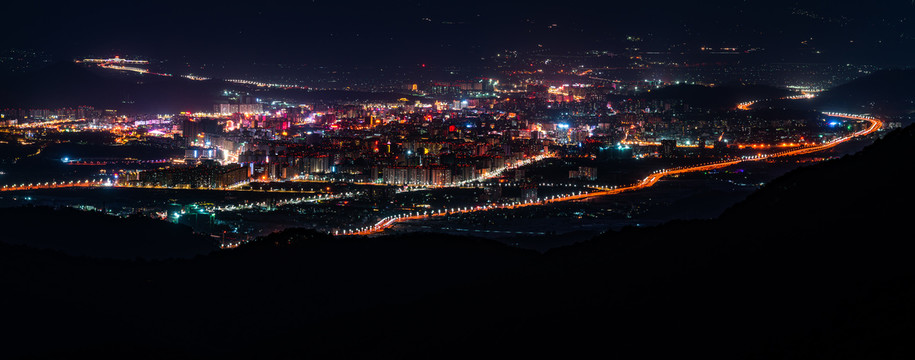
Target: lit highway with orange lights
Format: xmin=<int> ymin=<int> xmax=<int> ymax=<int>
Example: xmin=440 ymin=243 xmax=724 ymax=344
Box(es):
xmin=0 ymin=179 xmax=109 ymax=191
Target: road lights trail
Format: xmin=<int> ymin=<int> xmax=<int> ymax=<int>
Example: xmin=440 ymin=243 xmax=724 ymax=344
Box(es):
xmin=339 ymin=112 xmax=882 ymax=236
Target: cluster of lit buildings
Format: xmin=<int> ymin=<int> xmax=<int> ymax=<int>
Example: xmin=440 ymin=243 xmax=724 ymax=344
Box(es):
xmin=2 ymin=53 xmax=869 ymax=193
xmin=122 ymin=88 xmax=851 ymax=189
xmin=0 ymin=106 xmax=106 ymax=124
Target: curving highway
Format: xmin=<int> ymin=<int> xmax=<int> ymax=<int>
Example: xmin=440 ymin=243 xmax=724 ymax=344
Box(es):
xmin=0 ymin=179 xmax=108 ymax=192
xmin=338 ymin=112 xmax=882 ymax=236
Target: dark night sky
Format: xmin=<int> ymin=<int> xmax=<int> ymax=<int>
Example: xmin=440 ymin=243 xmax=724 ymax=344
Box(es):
xmin=2 ymin=0 xmax=913 ymax=66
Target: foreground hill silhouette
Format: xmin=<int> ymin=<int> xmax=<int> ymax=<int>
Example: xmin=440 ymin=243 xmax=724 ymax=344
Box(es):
xmin=3 ymin=125 xmax=915 ymax=358
xmin=0 ymin=206 xmax=216 ymax=259
xmin=0 ymin=229 xmax=536 ymax=358
xmin=289 ymin=125 xmax=915 ymax=358
xmin=247 ymin=124 xmax=915 ymax=358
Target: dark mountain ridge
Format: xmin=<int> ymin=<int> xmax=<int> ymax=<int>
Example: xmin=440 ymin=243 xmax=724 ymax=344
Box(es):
xmin=0 ymin=62 xmax=424 ymax=113
xmin=811 ymin=68 xmax=915 ymax=117
xmin=620 ymin=83 xmax=792 ymax=109
xmin=0 ymin=62 xmax=223 ymax=113
xmin=246 ymin=124 xmax=915 ymax=358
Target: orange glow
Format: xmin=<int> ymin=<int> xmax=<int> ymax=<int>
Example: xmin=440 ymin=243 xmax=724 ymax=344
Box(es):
xmin=338 ymin=113 xmax=883 ymax=237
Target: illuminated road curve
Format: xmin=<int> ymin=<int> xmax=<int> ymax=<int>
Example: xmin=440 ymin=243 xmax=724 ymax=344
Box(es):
xmin=206 ymin=192 xmax=357 ymax=213
xmin=0 ymin=179 xmax=108 ymax=191
xmin=0 ymin=180 xmax=324 ymax=194
xmin=339 ymin=113 xmax=882 ymax=236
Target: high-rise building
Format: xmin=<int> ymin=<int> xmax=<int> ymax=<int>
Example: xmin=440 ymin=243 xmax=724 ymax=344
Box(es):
xmin=661 ymin=139 xmax=677 ymax=158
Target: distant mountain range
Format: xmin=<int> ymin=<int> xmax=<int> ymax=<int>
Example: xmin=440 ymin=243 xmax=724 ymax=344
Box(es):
xmin=0 ymin=62 xmax=224 ymax=113
xmin=812 ymin=69 xmax=915 ymax=117
xmin=0 ymin=62 xmax=421 ymax=113
xmin=3 ymin=61 xmax=912 ymax=118
xmin=626 ymin=83 xmax=792 ymax=109
xmin=638 ymin=69 xmax=915 ymax=117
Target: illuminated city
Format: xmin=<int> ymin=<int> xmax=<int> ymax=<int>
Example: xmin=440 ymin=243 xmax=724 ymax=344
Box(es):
xmin=1 ymin=1 xmax=914 ymax=358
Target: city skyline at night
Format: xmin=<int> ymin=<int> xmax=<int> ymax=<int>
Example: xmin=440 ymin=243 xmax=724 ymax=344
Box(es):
xmin=1 ymin=1 xmax=914 ymax=359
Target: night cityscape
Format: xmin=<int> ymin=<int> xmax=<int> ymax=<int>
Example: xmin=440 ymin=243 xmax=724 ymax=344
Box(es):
xmin=1 ymin=1 xmax=914 ymax=358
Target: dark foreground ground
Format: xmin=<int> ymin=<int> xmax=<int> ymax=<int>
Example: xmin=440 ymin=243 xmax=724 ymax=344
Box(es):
xmin=3 ymin=124 xmax=915 ymax=359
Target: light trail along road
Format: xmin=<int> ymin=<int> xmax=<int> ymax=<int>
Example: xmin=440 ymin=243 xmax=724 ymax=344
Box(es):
xmin=338 ymin=112 xmax=882 ymax=236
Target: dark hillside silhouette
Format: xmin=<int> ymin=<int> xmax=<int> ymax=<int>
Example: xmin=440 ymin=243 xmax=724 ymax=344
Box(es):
xmin=3 ymin=125 xmax=915 ymax=359
xmin=812 ymin=69 xmax=915 ymax=117
xmin=246 ymin=124 xmax=915 ymax=359
xmin=0 ymin=206 xmax=215 ymax=259
xmin=0 ymin=228 xmax=536 ymax=359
